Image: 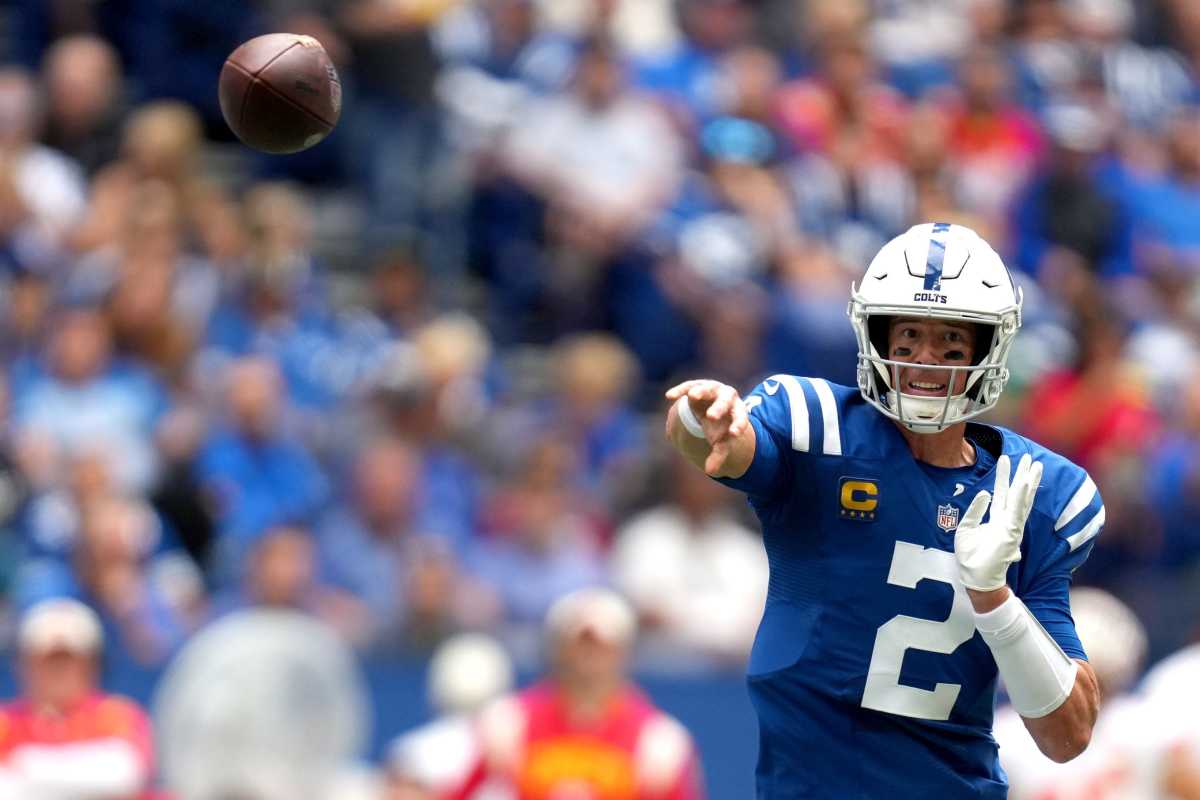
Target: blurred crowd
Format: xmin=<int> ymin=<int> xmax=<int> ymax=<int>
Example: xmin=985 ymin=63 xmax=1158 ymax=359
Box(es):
xmin=0 ymin=0 xmax=1199 ymax=794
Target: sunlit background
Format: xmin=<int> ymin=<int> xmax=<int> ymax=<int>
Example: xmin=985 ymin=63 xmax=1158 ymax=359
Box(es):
xmin=0 ymin=0 xmax=1198 ymax=797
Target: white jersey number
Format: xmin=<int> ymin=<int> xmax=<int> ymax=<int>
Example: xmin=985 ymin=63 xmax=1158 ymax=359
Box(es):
xmin=861 ymin=541 xmax=977 ymax=721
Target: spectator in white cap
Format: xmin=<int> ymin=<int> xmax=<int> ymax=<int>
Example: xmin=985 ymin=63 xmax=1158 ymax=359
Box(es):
xmin=385 ymin=633 xmax=515 ymax=800
xmin=0 ymin=597 xmax=156 ymax=799
xmin=451 ymin=588 xmax=705 ymax=799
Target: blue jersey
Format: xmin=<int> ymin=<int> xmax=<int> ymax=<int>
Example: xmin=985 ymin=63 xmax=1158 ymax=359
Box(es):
xmin=721 ymin=376 xmax=1102 ymax=800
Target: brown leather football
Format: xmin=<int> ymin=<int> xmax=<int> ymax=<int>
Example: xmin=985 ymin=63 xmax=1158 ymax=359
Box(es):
xmin=218 ymin=33 xmax=342 ymax=154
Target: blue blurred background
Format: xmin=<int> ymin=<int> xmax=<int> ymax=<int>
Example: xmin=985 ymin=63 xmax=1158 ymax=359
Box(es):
xmin=0 ymin=0 xmax=1199 ymax=796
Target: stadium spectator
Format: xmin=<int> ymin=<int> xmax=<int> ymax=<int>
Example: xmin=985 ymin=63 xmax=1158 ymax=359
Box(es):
xmin=469 ymin=435 xmax=608 ymax=627
xmin=943 ymin=44 xmax=1044 ymax=233
xmin=1063 ymin=0 xmax=1196 ymax=130
xmin=0 ymin=68 xmax=87 ymax=249
xmin=69 ymin=101 xmax=218 ymax=259
xmin=317 ymin=437 xmax=478 ymax=647
xmin=634 ymin=0 xmax=753 ymax=125
xmin=436 ymin=0 xmax=578 ymax=92
xmin=20 ymin=447 xmax=121 ymax=562
xmin=102 ymin=202 xmax=201 ymax=384
xmin=865 ymin=0 xmax=976 ymax=98
xmin=203 ymin=182 xmax=326 ymax=353
xmin=11 ymin=305 xmax=167 ymax=494
xmin=1020 ymin=309 xmax=1159 ymax=473
xmin=502 ymin=34 xmax=682 ymax=241
xmin=367 ymin=332 xmax=486 ymax=549
xmin=0 ymin=599 xmax=156 ymax=798
xmin=996 ymin=588 xmax=1200 ymax=799
xmin=0 ymin=253 xmax=52 ymax=366
xmin=486 ymin=35 xmax=683 ymax=338
xmin=200 ymin=181 xmax=384 ymax=422
xmin=612 ymin=449 xmax=766 ymax=661
xmin=1143 ymin=370 xmax=1200 ymax=571
xmin=338 ymin=0 xmax=455 ymax=242
xmin=776 ymin=29 xmax=908 ymax=163
xmin=1012 ymin=102 xmax=1134 ymax=282
xmin=1140 ymin=631 xmax=1200 ymax=798
xmin=386 ymin=633 xmax=515 ymax=798
xmin=1165 ymin=0 xmax=1200 ymax=75
xmin=1126 ymin=105 xmax=1200 ymax=257
xmin=453 ymin=588 xmax=705 ymax=799
xmin=59 ymin=495 xmax=192 ymax=668
xmin=194 ymin=357 xmax=329 ymax=565
xmin=39 ymin=35 xmax=127 ymax=177
xmin=368 ymin=248 xmax=436 ymax=337
xmin=214 ymin=524 xmax=372 ymax=647
xmin=531 ymin=333 xmax=647 ymax=505
xmin=534 ymin=0 xmax=679 ymax=56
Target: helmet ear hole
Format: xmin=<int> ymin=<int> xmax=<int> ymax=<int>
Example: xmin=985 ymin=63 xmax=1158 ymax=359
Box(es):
xmin=971 ymin=324 xmax=994 ymax=366
xmin=867 ymin=315 xmax=891 ymax=360
xmin=866 ymin=315 xmax=893 ymax=393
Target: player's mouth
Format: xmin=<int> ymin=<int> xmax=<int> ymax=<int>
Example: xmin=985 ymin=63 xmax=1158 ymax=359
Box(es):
xmin=904 ymin=378 xmax=950 ymax=397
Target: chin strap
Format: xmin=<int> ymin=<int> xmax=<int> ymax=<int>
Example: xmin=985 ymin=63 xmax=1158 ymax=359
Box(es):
xmin=888 ymin=390 xmax=970 ymax=430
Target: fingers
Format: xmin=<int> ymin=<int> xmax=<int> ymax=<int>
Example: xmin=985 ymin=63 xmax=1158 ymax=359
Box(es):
xmin=665 ymin=380 xmax=707 ymax=400
xmin=665 ymin=380 xmax=726 ymax=411
xmin=960 ymin=489 xmax=992 ymax=530
xmin=667 ymin=380 xmax=747 ymax=438
xmin=728 ymin=396 xmax=750 ymax=438
xmin=705 ymin=384 xmax=740 ymax=422
xmin=1007 ymin=458 xmax=1042 ymax=537
xmin=704 ymin=439 xmax=730 ymax=476
xmin=992 ymin=454 xmax=1011 ymax=513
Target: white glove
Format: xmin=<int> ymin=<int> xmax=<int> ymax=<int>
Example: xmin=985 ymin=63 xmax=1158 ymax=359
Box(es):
xmin=954 ymin=453 xmax=1043 ymax=592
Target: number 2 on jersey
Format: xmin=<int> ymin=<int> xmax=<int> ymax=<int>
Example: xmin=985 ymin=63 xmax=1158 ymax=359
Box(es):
xmin=861 ymin=541 xmax=977 ymax=721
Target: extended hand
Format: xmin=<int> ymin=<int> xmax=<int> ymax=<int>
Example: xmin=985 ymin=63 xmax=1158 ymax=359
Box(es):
xmin=665 ymin=379 xmax=749 ymax=476
xmin=954 ymin=454 xmax=1043 ymax=592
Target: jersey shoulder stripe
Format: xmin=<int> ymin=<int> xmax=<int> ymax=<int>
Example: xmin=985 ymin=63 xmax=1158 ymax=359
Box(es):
xmin=752 ymin=375 xmax=846 ymax=456
xmin=1065 ymin=506 xmax=1105 ymax=552
xmin=806 ymin=378 xmax=842 ymax=456
xmin=1055 ymin=475 xmax=1098 ymax=531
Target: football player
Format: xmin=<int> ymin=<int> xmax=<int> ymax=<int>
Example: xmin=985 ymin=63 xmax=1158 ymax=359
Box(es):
xmin=665 ymin=222 xmax=1101 ymax=798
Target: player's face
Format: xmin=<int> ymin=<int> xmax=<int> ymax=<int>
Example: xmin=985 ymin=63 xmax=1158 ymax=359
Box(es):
xmin=887 ymin=318 xmax=977 ymax=397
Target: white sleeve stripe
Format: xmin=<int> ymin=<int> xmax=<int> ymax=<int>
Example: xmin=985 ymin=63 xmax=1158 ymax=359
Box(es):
xmin=1054 ymin=475 xmax=1097 ymax=531
xmin=1066 ymin=506 xmax=1105 ymax=551
xmin=775 ymin=375 xmax=810 ymax=453
xmin=805 ymin=378 xmax=842 ymax=456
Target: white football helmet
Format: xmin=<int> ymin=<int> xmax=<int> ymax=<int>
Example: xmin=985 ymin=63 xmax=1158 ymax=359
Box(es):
xmin=847 ymin=222 xmax=1022 ymax=432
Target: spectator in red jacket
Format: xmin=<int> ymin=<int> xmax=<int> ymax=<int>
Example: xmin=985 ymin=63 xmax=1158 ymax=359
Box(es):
xmin=454 ymin=588 xmax=705 ymax=800
xmin=0 ymin=598 xmax=156 ymax=799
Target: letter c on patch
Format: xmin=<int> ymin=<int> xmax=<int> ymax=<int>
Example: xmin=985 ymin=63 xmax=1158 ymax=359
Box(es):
xmin=841 ymin=480 xmax=878 ymax=512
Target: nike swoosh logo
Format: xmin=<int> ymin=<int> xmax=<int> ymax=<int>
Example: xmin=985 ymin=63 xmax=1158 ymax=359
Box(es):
xmin=954 ymin=483 xmax=965 ymax=497
xmin=764 ymin=380 xmax=780 ymax=395
xmin=872 ymin=273 xmax=888 ymax=280
xmin=981 ymin=280 xmax=1000 ymax=288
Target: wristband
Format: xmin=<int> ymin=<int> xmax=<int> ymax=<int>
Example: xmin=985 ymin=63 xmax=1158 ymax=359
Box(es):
xmin=675 ymin=396 xmax=706 ymax=439
xmin=974 ymin=593 xmax=1077 ymax=718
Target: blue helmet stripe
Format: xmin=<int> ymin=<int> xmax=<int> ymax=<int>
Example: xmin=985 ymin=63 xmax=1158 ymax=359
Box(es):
xmin=924 ymin=222 xmax=951 ymax=290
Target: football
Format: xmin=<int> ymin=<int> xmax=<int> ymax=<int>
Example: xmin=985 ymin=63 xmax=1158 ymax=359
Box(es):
xmin=218 ymin=33 xmax=342 ymax=154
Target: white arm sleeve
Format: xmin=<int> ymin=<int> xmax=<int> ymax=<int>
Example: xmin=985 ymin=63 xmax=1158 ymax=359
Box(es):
xmin=975 ymin=593 xmax=1078 ymax=719
xmin=7 ymin=738 xmax=147 ymax=799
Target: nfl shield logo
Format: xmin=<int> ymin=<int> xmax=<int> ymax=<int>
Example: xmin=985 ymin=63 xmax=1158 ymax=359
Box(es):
xmin=937 ymin=504 xmax=960 ymax=532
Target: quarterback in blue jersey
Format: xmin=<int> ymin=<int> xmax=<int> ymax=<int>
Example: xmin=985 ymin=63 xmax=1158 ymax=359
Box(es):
xmin=665 ymin=223 xmax=1102 ymax=799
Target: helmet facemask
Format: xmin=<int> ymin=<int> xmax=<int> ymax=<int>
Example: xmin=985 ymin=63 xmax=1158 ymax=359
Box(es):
xmin=849 ymin=298 xmax=1020 ymax=433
